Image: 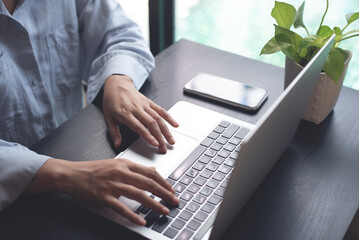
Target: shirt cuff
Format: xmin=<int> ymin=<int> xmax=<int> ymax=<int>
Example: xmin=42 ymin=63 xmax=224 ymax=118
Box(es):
xmin=0 ymin=143 xmax=51 ymax=211
xmin=86 ymin=53 xmax=154 ymax=103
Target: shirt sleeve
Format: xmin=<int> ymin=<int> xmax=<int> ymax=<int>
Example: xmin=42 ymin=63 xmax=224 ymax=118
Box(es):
xmin=0 ymin=139 xmax=50 ymax=211
xmin=75 ymin=0 xmax=155 ymax=103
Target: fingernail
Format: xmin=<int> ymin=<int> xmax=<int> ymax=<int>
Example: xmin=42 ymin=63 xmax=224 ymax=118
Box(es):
xmin=151 ymin=138 xmax=159 ymax=146
xmin=138 ymin=217 xmax=146 ymax=226
xmin=162 ymin=207 xmax=170 ymax=215
xmin=170 ymin=136 xmax=175 ymax=144
xmin=160 ymin=145 xmax=167 ymax=153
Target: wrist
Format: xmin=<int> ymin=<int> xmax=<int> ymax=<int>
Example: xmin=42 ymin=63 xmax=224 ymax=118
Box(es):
xmin=104 ymin=74 xmax=133 ymax=91
xmin=24 ymin=158 xmax=75 ymax=195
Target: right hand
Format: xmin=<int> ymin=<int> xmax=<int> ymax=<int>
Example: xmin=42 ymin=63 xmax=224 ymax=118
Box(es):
xmin=24 ymin=158 xmax=179 ymax=226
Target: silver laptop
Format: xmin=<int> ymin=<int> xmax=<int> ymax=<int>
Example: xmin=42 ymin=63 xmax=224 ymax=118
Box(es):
xmin=86 ymin=35 xmax=335 ymax=240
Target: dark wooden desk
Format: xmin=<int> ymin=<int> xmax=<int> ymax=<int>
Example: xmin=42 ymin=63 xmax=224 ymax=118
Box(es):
xmin=1 ymin=40 xmax=358 ymax=240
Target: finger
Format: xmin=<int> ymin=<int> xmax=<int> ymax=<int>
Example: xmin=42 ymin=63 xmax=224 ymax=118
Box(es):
xmin=123 ymin=171 xmax=178 ymax=207
xmin=129 ymin=165 xmax=178 ymax=205
xmin=150 ymin=102 xmax=179 ymax=128
xmin=120 ymin=114 xmax=160 ymax=147
xmin=105 ymin=196 xmax=146 ymax=226
xmin=120 ymin=184 xmax=170 ymax=215
xmin=145 ymin=107 xmax=175 ymax=145
xmin=105 ymin=116 xmax=122 ymax=148
xmin=132 ymin=110 xmax=168 ymax=153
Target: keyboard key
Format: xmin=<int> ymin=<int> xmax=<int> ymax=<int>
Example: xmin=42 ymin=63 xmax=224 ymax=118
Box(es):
xmin=172 ymin=219 xmax=186 ymax=230
xmin=218 ymin=165 xmax=231 ymax=174
xmin=206 ymin=162 xmax=219 ymax=172
xmin=213 ymin=172 xmax=226 ymax=181
xmin=201 ymin=203 xmax=215 ymax=213
xmin=164 ymin=227 xmax=179 ymax=238
xmin=169 ymin=145 xmax=206 ymax=181
xmin=200 ymin=186 xmax=213 ymax=196
xmin=137 ymin=204 xmax=150 ymax=214
xmin=206 ymin=179 xmax=220 ymax=189
xmin=186 ymin=168 xmax=199 ymax=178
xmin=180 ymin=176 xmax=193 ymax=185
xmin=178 ymin=210 xmax=193 ymax=221
xmin=176 ymin=228 xmax=194 ymax=240
xmin=187 ymin=219 xmax=201 ymax=231
xmin=192 ymin=162 xmax=205 ymax=171
xmin=212 ymin=156 xmax=225 ymax=165
xmin=222 ymin=124 xmax=240 ymax=139
xmin=200 ymin=137 xmax=213 ymax=147
xmin=193 ymin=194 xmax=207 ymax=204
xmin=208 ymin=195 xmax=222 ymax=205
xmin=186 ymin=202 xmax=200 ymax=213
xmin=235 ymin=146 xmax=242 ymax=152
xmin=221 ymin=180 xmax=229 ymax=189
xmin=187 ymin=183 xmax=201 ymax=193
xmin=224 ymin=158 xmax=236 ymax=167
xmin=168 ymin=208 xmax=180 ymax=218
xmin=230 ymin=151 xmax=239 ymax=159
xmin=194 ymin=177 xmax=207 ymax=186
xmin=204 ymin=149 xmax=217 ymax=158
xmin=194 ymin=211 xmax=208 ymax=222
xmin=152 ymin=216 xmax=172 ymax=233
xmin=200 ymin=169 xmax=213 ymax=179
xmin=174 ymin=183 xmax=186 ymax=193
xmin=216 ymin=137 xmax=228 ymax=145
xmin=213 ymin=126 xmax=225 ymax=134
xmin=180 ymin=191 xmax=194 ymax=202
xmin=226 ymin=172 xmax=232 ymax=180
xmin=167 ymin=178 xmax=176 ymax=186
xmin=218 ymin=149 xmax=231 ymax=158
xmin=210 ymin=142 xmax=222 ymax=151
xmin=229 ymin=137 xmax=241 ymax=146
xmin=178 ymin=200 xmax=187 ymax=209
xmin=218 ymin=120 xmax=230 ymax=128
xmin=214 ymin=187 xmax=226 ymax=197
xmin=145 ymin=210 xmax=161 ymax=227
xmin=208 ymin=132 xmax=219 ymax=140
xmin=198 ymin=155 xmax=211 ymax=164
xmin=223 ymin=144 xmax=236 ymax=152
xmin=235 ymin=127 xmax=250 ymax=139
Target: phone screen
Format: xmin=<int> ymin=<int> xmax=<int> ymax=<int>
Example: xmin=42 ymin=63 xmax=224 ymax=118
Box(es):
xmin=184 ymin=73 xmax=268 ymax=111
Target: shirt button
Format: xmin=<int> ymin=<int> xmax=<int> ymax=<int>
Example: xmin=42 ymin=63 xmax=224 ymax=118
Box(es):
xmin=31 ymin=80 xmax=36 ymax=87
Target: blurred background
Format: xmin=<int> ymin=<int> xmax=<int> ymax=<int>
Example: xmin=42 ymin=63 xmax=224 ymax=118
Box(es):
xmin=119 ymin=0 xmax=359 ymax=90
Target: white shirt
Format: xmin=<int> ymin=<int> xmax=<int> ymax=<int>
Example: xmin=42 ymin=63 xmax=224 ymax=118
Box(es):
xmin=0 ymin=0 xmax=155 ymax=210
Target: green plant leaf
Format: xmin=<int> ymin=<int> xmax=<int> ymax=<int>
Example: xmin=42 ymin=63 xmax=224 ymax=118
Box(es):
xmin=274 ymin=25 xmax=302 ymax=62
xmin=299 ymin=35 xmax=324 ymax=51
xmin=260 ymin=35 xmax=292 ymax=55
xmin=323 ymin=48 xmax=345 ymax=84
xmin=317 ymin=25 xmax=333 ymax=39
xmin=333 ymin=27 xmax=342 ymax=35
xmin=275 ymin=25 xmax=302 ymax=48
xmin=293 ymin=1 xmax=308 ymax=32
xmin=271 ymin=1 xmax=296 ymax=29
xmin=346 ymin=12 xmax=359 ymax=25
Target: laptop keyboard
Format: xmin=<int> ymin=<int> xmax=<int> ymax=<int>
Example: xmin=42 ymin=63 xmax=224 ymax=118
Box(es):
xmin=135 ymin=120 xmax=250 ymax=239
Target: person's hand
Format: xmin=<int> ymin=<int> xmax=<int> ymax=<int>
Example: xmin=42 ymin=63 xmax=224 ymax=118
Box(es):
xmin=24 ymin=158 xmax=179 ymax=226
xmin=103 ymin=75 xmax=179 ymax=153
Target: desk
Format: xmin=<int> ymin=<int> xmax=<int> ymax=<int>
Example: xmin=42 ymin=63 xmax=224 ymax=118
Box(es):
xmin=1 ymin=40 xmax=359 ymax=239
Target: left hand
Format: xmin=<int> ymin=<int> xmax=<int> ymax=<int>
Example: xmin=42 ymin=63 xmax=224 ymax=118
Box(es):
xmin=103 ymin=75 xmax=179 ymax=153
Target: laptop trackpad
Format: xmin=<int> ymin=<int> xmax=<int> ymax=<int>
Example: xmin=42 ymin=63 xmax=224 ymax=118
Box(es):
xmin=117 ymin=130 xmax=198 ymax=179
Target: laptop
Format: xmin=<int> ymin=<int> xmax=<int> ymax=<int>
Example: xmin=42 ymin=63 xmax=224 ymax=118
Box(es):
xmin=85 ymin=35 xmax=335 ymax=240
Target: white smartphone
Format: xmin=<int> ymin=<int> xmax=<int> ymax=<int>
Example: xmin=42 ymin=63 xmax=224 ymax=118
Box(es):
xmin=183 ymin=73 xmax=268 ymax=111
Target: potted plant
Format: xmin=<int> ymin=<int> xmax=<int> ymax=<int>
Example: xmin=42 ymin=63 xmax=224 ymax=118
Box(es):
xmin=260 ymin=0 xmax=359 ymax=124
